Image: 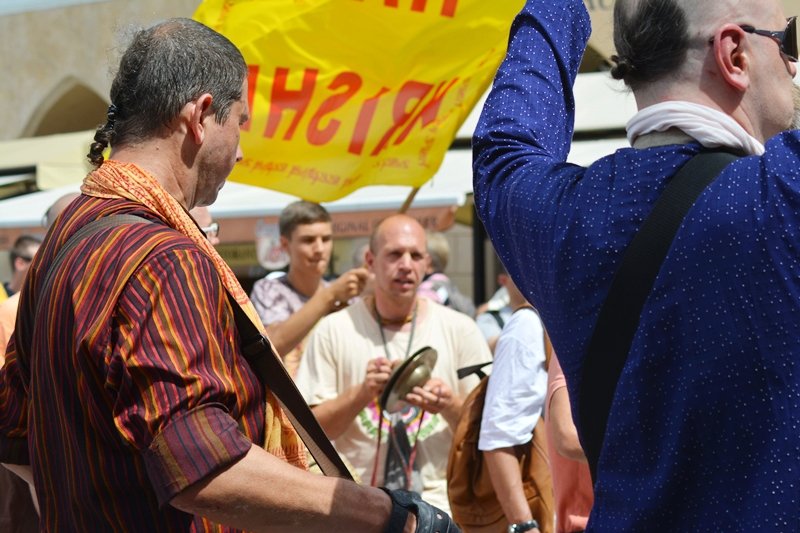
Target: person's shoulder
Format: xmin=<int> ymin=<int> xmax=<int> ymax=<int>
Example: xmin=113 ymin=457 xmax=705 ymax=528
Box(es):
xmin=504 ymin=306 xmax=541 ymax=326
xmin=252 ymin=272 xmax=288 ymax=290
xmin=315 ymin=296 xmax=369 ymax=331
xmin=425 ymin=297 xmax=477 ymax=328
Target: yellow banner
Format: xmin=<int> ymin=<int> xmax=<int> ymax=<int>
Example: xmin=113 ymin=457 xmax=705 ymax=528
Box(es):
xmin=194 ymin=0 xmax=523 ymax=202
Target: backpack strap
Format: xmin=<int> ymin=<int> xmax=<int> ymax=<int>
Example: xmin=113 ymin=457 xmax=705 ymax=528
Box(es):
xmin=38 ymin=214 xmax=152 ymax=302
xmin=487 ymin=309 xmax=505 ymax=329
xmin=578 ymin=150 xmax=741 ymax=483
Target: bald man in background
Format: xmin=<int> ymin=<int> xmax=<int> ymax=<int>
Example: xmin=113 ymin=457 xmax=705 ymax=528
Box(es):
xmin=297 ymin=214 xmax=491 ymax=512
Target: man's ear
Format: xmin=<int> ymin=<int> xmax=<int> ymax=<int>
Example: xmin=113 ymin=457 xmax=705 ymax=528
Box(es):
xmin=713 ymin=25 xmax=751 ymax=91
xmin=280 ymin=234 xmax=290 ymax=252
xmin=187 ymin=93 xmax=214 ymax=144
xmin=365 ymin=249 xmax=375 ymax=271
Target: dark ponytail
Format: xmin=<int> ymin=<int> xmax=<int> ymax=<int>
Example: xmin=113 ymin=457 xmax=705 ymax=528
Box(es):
xmin=611 ymin=0 xmax=690 ymax=89
xmin=87 ymin=104 xmax=117 ymax=167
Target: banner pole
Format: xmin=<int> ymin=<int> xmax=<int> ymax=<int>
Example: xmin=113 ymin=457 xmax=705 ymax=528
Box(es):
xmin=399 ymin=187 xmax=420 ymax=213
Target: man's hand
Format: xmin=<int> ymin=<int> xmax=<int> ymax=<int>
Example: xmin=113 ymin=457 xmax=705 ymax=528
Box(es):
xmin=405 ymin=377 xmax=453 ymax=415
xmin=361 ymin=356 xmax=394 ymax=401
xmin=326 ymin=267 xmax=369 ymax=311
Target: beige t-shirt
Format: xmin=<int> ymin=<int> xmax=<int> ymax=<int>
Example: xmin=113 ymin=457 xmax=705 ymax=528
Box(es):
xmin=296 ymin=297 xmax=492 ymax=512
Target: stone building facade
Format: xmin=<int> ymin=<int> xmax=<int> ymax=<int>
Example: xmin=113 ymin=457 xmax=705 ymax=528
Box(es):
xmin=0 ymin=0 xmax=199 ymax=141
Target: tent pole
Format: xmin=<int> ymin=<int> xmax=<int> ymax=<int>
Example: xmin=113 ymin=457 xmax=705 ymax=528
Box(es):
xmin=398 ymin=187 xmax=420 ymax=213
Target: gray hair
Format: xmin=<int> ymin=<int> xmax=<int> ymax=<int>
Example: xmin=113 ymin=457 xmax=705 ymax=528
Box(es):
xmin=88 ymin=18 xmax=247 ymax=167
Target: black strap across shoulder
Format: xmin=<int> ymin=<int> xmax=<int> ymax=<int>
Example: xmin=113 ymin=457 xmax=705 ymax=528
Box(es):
xmin=42 ymin=214 xmax=352 ymax=480
xmin=229 ymin=301 xmax=353 ymax=479
xmin=578 ymin=150 xmax=741 ymax=483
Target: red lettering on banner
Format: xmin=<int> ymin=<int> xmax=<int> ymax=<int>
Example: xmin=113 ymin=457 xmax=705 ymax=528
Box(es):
xmin=348 ymin=86 xmax=390 ymax=155
xmin=394 ymin=77 xmax=458 ymax=145
xmin=307 ymin=72 xmax=362 ymax=146
xmin=253 ymin=66 xmax=458 ymax=156
xmin=364 ymin=0 xmax=458 ymax=17
xmin=370 ymin=81 xmax=432 ymax=156
xmin=243 ymin=65 xmax=260 ymax=132
xmin=264 ymin=68 xmax=318 ymax=140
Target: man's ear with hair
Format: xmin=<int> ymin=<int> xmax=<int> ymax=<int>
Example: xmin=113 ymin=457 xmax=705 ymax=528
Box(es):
xmin=187 ymin=93 xmax=214 ymax=144
xmin=365 ymin=248 xmax=375 ymax=272
xmin=713 ymin=25 xmax=751 ymax=91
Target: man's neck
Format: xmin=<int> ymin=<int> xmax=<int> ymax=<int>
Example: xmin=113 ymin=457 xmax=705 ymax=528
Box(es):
xmin=373 ymin=294 xmax=418 ymax=328
xmin=111 ymin=142 xmax=192 ymax=209
xmin=286 ymin=268 xmax=322 ymax=298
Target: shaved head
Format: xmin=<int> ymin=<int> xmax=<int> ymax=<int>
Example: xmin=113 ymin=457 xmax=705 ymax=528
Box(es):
xmin=369 ymin=214 xmax=427 ymax=254
xmin=611 ymin=0 xmax=784 ymax=89
xmin=44 ymin=192 xmax=80 ymax=228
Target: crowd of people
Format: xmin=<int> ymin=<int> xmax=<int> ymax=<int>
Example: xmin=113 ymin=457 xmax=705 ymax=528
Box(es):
xmin=3 ymin=0 xmax=800 ymax=531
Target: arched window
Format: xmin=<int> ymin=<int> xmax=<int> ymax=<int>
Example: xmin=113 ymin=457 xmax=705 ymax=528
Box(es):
xmin=23 ymin=77 xmax=107 ymax=137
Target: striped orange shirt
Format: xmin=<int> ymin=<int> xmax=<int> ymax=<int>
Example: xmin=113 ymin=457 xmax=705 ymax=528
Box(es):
xmin=0 ymin=196 xmax=264 ymax=532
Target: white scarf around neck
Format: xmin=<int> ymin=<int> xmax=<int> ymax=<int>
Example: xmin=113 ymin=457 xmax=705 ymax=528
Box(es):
xmin=626 ymin=101 xmax=765 ymax=155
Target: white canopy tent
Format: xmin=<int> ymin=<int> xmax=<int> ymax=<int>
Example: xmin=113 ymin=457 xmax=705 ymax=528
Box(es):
xmin=0 ymin=72 xmax=634 ymax=244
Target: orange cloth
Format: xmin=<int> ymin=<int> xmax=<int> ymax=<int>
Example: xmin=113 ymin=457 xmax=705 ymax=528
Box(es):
xmin=81 ymin=160 xmax=307 ymax=469
xmin=545 ymin=355 xmax=593 ymax=533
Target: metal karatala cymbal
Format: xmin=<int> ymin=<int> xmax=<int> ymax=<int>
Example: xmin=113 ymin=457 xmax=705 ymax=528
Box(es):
xmin=379 ymin=346 xmax=438 ymax=414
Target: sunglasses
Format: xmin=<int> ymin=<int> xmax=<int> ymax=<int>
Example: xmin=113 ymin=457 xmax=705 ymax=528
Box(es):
xmin=739 ymin=16 xmax=798 ymax=62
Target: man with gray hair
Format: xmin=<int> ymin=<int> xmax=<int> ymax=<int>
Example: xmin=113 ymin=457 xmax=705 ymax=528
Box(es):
xmin=0 ymin=16 xmax=455 ymax=533
xmin=475 ymin=0 xmax=800 ymax=530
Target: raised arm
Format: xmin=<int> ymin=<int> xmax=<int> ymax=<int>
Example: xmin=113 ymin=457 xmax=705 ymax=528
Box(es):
xmin=472 ymin=0 xmax=591 ymax=285
xmin=264 ymin=268 xmax=369 ymax=356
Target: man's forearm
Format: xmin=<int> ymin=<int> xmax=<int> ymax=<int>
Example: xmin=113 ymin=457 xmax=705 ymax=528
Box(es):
xmin=311 ymin=384 xmax=371 ymax=440
xmin=171 ymin=445 xmax=412 ymax=532
xmin=440 ymin=395 xmax=464 ymax=429
xmin=483 ymin=448 xmax=534 ymax=525
xmin=547 ymin=387 xmax=587 ymax=462
xmin=265 ymin=292 xmax=334 ymax=356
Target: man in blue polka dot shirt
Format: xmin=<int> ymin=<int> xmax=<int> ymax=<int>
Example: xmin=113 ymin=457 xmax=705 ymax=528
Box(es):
xmin=474 ymin=0 xmax=800 ymax=531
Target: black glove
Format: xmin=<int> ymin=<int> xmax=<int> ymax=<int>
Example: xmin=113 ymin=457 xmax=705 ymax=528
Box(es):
xmin=380 ymin=488 xmax=461 ymax=533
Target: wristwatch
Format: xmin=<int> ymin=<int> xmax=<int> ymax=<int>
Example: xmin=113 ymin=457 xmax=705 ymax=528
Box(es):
xmin=508 ymin=520 xmax=540 ymax=533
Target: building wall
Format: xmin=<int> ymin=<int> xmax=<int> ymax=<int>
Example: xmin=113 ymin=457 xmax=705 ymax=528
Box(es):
xmin=0 ymin=0 xmax=200 ymax=140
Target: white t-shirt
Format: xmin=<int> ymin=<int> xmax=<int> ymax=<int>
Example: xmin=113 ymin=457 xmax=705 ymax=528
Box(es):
xmin=478 ymin=307 xmax=548 ymax=450
xmin=296 ymin=297 xmax=492 ymax=512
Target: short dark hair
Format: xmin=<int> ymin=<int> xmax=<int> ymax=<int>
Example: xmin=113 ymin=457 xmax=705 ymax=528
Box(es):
xmin=279 ymin=201 xmax=331 ymax=238
xmin=88 ymin=18 xmax=248 ymax=167
xmin=610 ymin=0 xmax=690 ymax=90
xmin=10 ymin=234 xmax=42 ymax=270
